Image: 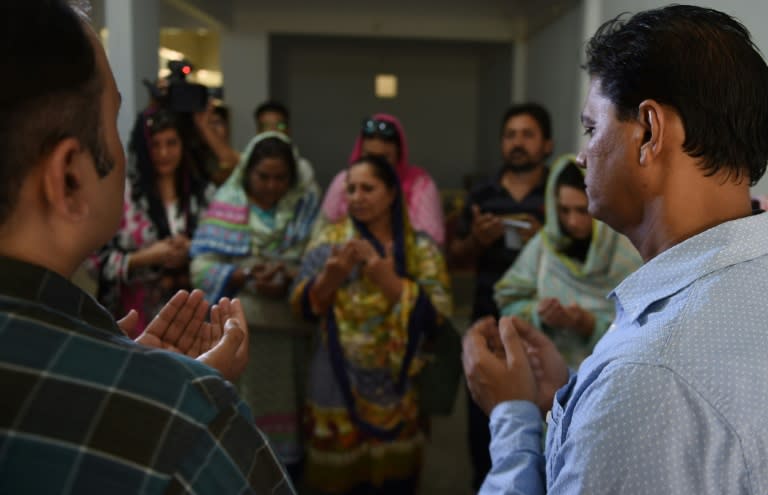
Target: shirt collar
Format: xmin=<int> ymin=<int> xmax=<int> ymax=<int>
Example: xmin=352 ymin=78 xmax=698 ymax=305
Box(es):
xmin=610 ymin=212 xmax=768 ymax=324
xmin=493 ymin=165 xmax=549 ymax=195
xmin=0 ymin=256 xmax=119 ymax=333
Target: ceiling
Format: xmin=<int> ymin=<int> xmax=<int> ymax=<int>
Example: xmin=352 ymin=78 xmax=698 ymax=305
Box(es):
xmin=177 ymin=0 xmax=579 ymax=39
xmin=91 ymin=0 xmax=580 ymax=41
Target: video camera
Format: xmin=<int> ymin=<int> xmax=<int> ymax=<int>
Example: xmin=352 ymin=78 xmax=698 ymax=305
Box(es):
xmin=144 ymin=60 xmax=223 ymax=113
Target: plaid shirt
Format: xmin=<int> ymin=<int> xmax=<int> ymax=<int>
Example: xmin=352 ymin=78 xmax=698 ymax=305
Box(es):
xmin=0 ymin=256 xmax=295 ymax=494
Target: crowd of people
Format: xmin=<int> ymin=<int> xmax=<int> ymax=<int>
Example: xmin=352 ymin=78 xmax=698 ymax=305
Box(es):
xmin=3 ymin=1 xmax=768 ymax=494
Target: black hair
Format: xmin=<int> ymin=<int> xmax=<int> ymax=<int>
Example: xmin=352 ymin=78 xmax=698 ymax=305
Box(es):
xmin=555 ymin=161 xmax=586 ymax=192
xmin=253 ymin=100 xmax=290 ymax=125
xmin=242 ymin=137 xmax=298 ymax=195
xmin=350 ymin=154 xmax=400 ymax=192
xmin=147 ymin=110 xmax=179 ymax=136
xmin=500 ymin=103 xmax=552 ymax=140
xmin=0 ymin=0 xmax=109 ymax=225
xmin=585 ymin=5 xmax=768 ymax=185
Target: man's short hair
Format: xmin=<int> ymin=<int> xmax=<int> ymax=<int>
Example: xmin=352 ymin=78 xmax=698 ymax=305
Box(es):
xmin=586 ymin=5 xmax=768 ymax=185
xmin=0 ymin=0 xmax=110 ymax=225
xmin=253 ymin=100 xmax=290 ymax=124
xmin=500 ymin=103 xmax=553 ymax=140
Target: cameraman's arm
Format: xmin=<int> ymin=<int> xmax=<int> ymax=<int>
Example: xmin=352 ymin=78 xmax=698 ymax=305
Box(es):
xmin=193 ymin=110 xmax=240 ymax=169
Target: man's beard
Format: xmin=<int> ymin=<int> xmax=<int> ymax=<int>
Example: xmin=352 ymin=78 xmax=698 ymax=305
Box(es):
xmin=503 ymin=148 xmax=541 ymax=174
xmin=503 ymin=161 xmax=539 ymax=174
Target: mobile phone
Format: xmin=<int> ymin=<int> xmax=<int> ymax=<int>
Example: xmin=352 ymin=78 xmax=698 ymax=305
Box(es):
xmin=502 ymin=219 xmax=531 ymax=249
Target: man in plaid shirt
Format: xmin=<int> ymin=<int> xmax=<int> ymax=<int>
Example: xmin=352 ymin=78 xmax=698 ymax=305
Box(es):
xmin=0 ymin=1 xmax=295 ymax=493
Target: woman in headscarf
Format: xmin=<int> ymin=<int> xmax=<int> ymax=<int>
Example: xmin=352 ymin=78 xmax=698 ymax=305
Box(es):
xmin=320 ymin=113 xmax=445 ymax=245
xmin=190 ymin=131 xmax=320 ymax=477
xmin=292 ymin=154 xmax=452 ymax=494
xmin=494 ymin=155 xmax=643 ymax=367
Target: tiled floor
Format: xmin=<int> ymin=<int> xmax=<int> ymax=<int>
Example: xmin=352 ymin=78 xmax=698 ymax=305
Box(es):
xmin=420 ymin=271 xmax=475 ymax=494
xmin=421 ymin=385 xmax=473 ymax=494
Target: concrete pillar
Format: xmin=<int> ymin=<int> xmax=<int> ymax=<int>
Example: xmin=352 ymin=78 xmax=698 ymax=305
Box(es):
xmin=576 ymin=0 xmax=602 ymax=149
xmin=220 ymin=29 xmax=269 ymax=151
xmin=105 ymin=0 xmax=159 ymax=147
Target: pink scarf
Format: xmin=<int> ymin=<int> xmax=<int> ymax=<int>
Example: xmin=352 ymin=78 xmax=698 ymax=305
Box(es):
xmin=347 ymin=113 xmax=428 ymax=200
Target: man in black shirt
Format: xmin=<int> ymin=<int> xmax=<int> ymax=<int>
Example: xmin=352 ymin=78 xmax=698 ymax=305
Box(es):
xmin=450 ymin=103 xmax=553 ymax=491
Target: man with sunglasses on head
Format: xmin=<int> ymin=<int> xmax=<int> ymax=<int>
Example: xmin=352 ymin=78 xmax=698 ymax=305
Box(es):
xmin=449 ymin=102 xmax=552 ymax=493
xmin=320 ymin=113 xmax=445 ymax=245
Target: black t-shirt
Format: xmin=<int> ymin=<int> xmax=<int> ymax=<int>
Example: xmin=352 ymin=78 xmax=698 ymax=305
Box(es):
xmin=457 ymin=170 xmax=547 ymax=320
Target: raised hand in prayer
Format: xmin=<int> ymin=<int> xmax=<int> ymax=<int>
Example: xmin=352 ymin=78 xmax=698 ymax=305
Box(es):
xmin=470 ymin=204 xmax=505 ymax=247
xmin=537 ymin=297 xmax=596 ymax=337
xmin=118 ymin=290 xmax=249 ymax=381
xmin=462 ymin=316 xmax=568 ymax=416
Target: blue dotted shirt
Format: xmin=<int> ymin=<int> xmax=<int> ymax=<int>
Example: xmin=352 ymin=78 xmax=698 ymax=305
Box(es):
xmin=483 ymin=212 xmax=768 ymax=494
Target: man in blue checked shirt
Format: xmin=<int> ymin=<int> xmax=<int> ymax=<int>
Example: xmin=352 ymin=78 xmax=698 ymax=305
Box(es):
xmin=0 ymin=1 xmax=295 ymax=494
xmin=463 ymin=5 xmax=768 ymax=494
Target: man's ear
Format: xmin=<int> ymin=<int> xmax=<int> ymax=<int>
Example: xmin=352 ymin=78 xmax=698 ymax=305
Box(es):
xmin=637 ymin=100 xmax=665 ymax=165
xmin=40 ymin=138 xmax=92 ymax=221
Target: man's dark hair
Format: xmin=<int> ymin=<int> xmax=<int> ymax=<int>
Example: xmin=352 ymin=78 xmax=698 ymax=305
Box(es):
xmin=500 ymin=103 xmax=552 ymax=140
xmin=253 ymin=101 xmax=290 ymax=125
xmin=586 ymin=5 xmax=768 ymax=185
xmin=0 ymin=0 xmax=110 ymax=225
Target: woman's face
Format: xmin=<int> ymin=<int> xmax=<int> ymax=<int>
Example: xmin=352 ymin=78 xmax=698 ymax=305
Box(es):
xmin=360 ymin=137 xmax=399 ymax=169
xmin=346 ymin=162 xmax=396 ymax=225
xmin=149 ymin=127 xmax=183 ymax=178
xmin=247 ymin=157 xmax=292 ymax=209
xmin=556 ymin=185 xmax=593 ymax=241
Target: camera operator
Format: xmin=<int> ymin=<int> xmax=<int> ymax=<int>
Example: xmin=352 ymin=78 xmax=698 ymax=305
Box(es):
xmin=132 ymin=60 xmax=234 ymax=186
xmin=193 ymin=101 xmax=240 ymax=184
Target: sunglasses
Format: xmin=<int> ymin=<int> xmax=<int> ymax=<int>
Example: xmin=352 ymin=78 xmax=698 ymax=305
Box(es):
xmin=258 ymin=121 xmax=288 ymax=133
xmin=361 ymin=119 xmax=398 ymax=140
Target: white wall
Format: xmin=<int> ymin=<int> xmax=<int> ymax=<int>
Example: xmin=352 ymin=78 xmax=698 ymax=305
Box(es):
xmin=105 ymin=0 xmax=159 ymax=147
xmin=525 ymin=2 xmax=585 ymax=159
xmin=218 ymin=1 xmax=524 ymax=157
xmin=221 ymin=29 xmax=269 ymax=151
xmin=269 ymin=36 xmax=511 ymax=189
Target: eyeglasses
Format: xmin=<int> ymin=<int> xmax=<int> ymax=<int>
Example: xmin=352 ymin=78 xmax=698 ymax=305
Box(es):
xmin=258 ymin=121 xmax=288 ymax=133
xmin=361 ymin=119 xmax=398 ymax=140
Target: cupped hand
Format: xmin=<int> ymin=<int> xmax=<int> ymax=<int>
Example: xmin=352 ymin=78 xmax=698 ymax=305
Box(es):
xmin=198 ymin=298 xmax=249 ymax=381
xmin=471 ymin=205 xmax=505 ymax=246
xmin=134 ymin=289 xmax=209 ymax=353
xmin=322 ymin=243 xmax=359 ymax=286
xmin=537 ymin=297 xmax=573 ymax=329
xmin=509 ymin=316 xmax=569 ymax=415
xmin=132 ymin=291 xmax=250 ymax=382
xmin=462 ymin=316 xmax=537 ymax=416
